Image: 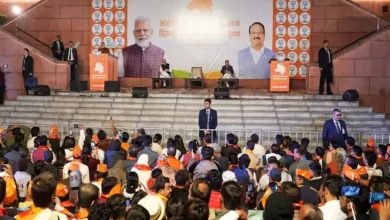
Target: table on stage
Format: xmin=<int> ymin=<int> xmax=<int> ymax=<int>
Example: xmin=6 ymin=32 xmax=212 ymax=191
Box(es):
xmin=152 ymin=78 xmax=173 ymax=89
xmin=218 ymin=78 xmax=239 ymax=89
xmin=185 ymin=78 xmax=204 ymax=89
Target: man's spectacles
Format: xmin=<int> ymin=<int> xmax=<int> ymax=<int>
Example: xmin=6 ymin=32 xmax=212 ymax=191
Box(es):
xmin=250 ymin=31 xmax=264 ymax=35
xmin=336 ymin=114 xmax=342 ymax=117
xmin=135 ymin=29 xmax=150 ymax=33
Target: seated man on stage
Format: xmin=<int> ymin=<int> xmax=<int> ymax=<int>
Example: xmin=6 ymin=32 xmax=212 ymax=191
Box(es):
xmin=220 ymin=60 xmax=235 ymax=87
xmin=159 ymin=58 xmax=172 ymax=87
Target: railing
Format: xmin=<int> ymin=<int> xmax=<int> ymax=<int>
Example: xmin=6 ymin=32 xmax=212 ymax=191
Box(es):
xmin=4 ymin=124 xmax=387 ymax=149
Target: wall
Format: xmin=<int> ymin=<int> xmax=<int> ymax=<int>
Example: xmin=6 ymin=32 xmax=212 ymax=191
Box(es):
xmin=0 ymin=0 xmax=39 ymax=20
xmin=311 ymin=0 xmax=388 ymax=62
xmin=0 ymin=28 xmax=70 ymax=99
xmin=3 ymin=0 xmax=91 ymax=81
xmin=351 ymin=0 xmax=390 ymax=19
xmin=306 ymin=26 xmax=390 ymax=118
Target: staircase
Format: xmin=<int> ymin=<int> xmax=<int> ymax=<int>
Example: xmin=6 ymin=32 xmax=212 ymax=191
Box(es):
xmin=0 ymin=92 xmax=388 ymax=150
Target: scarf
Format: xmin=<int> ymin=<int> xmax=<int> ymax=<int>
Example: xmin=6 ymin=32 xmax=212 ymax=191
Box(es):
xmin=75 ymin=209 xmax=89 ymax=219
xmin=37 ymin=146 xmax=49 ymax=151
xmin=156 ymin=159 xmax=169 ymax=167
xmin=134 ymin=164 xmax=152 ymax=171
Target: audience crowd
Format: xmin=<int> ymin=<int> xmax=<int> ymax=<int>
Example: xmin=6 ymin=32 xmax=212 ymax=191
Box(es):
xmin=0 ymin=122 xmax=389 ymax=220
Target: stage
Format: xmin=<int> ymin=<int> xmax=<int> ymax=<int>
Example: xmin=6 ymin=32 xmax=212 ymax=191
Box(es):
xmin=119 ymin=78 xmax=306 ymax=90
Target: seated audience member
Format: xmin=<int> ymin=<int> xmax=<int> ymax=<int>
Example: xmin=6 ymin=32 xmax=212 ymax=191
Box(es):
xmin=319 ymin=175 xmax=347 ymax=220
xmin=279 ymin=143 xmax=297 ymax=170
xmin=340 ymin=186 xmax=371 ymax=220
xmin=124 ymin=146 xmax=138 ymax=173
xmin=26 ymin=126 xmax=39 ymax=153
xmin=181 ymin=141 xmax=201 ymax=169
xmin=82 ymin=145 xmax=100 ymax=182
xmin=289 ymin=145 xmax=312 ymax=178
xmin=88 ymin=202 xmax=111 ymax=220
xmin=147 ymin=168 xmax=163 ymax=192
xmin=263 ymin=144 xmax=282 ymax=165
xmin=280 ymin=136 xmax=292 ymax=156
xmin=308 ymin=160 xmax=323 ymax=191
xmin=48 ymin=125 xmax=61 ymax=154
xmin=137 ymin=135 xmax=158 ymax=168
xmin=298 ymin=203 xmax=323 ymax=220
xmin=221 ymin=133 xmax=241 ymax=157
xmin=184 ymin=198 xmax=210 ymax=220
xmin=105 ymin=140 xmax=126 ymax=169
xmin=131 ymin=190 xmax=148 ymax=206
xmin=216 ymin=181 xmax=245 ymax=220
xmin=151 ymin=133 xmax=163 ymax=155
xmin=4 ymin=137 xmax=22 ymax=173
xmin=206 ymin=169 xmax=223 ymax=210
xmin=155 ymin=154 xmax=176 ymax=185
xmin=191 ymin=146 xmax=219 ymax=180
xmin=365 ymin=151 xmax=383 ymax=179
xmin=123 ymin=171 xmax=143 ymax=200
xmin=96 ymin=130 xmax=112 ymax=152
xmin=120 ymin=132 xmax=130 ymax=152
xmin=54 ymin=182 xmax=75 ymax=216
xmin=189 ymin=178 xmax=211 ymax=204
xmin=16 ymin=172 xmax=67 ymax=219
xmin=257 ymin=168 xmax=283 ymax=209
xmin=32 ymin=135 xmax=56 ymax=163
xmin=243 ymin=140 xmax=261 ymax=169
xmin=166 ymin=197 xmax=185 ymax=219
xmin=280 ymin=182 xmax=301 ymax=217
xmin=171 ymin=170 xmax=190 ymax=203
xmin=107 ymin=194 xmax=127 ymax=220
xmin=351 ymin=146 xmax=365 ymax=167
xmin=365 ymin=138 xmax=376 ymax=152
xmin=249 ymin=133 xmax=266 ymax=160
xmin=19 ymin=148 xmax=35 ymax=177
xmin=131 ymin=154 xmax=152 ymax=189
xmin=167 ymin=145 xmax=184 ymax=172
xmin=154 ymin=176 xmax=172 ymax=205
xmin=294 ymin=173 xmax=320 ymax=205
xmin=100 ymin=177 xmax=121 ymax=203
xmin=263 ymin=192 xmax=294 ymax=220
xmin=258 ymin=157 xmax=292 ymax=191
xmin=212 ymin=144 xmax=229 ymax=172
xmin=108 ymin=160 xmax=126 ymax=186
xmin=301 ymin=138 xmax=313 ymax=160
xmin=324 ymin=141 xmax=339 ymax=166
xmin=162 ymin=138 xmax=182 ymax=159
xmin=345 ymin=136 xmax=355 ymax=155
xmin=174 ymin=135 xmax=187 ymax=156
xmin=376 ymin=144 xmax=387 ymax=168
xmin=92 ymin=164 xmax=108 ymax=195
xmin=313 ymin=147 xmax=325 ymax=169
xmin=14 ymin=158 xmax=31 ymax=201
xmin=43 ymin=150 xmax=60 ymax=179
xmin=62 ymin=136 xmax=76 ymax=161
xmin=62 ymin=147 xmax=90 ymax=183
xmin=345 ymin=155 xmax=369 ymax=182
xmin=326 ymin=147 xmax=346 ymax=175
xmin=138 ymin=195 xmax=166 ymax=220
xmin=126 ymin=204 xmax=150 ymax=220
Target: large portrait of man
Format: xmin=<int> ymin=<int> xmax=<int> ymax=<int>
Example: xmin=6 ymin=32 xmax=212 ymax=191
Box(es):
xmin=238 ymin=22 xmax=275 ymax=79
xmin=119 ymin=16 xmax=165 ymax=78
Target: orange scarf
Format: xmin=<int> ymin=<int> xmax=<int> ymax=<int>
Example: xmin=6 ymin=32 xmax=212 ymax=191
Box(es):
xmin=134 ymin=164 xmax=152 ymax=171
xmin=75 ymin=209 xmax=89 ymax=219
xmin=156 ymin=160 xmax=169 ymax=167
xmin=37 ymin=146 xmax=49 ymax=151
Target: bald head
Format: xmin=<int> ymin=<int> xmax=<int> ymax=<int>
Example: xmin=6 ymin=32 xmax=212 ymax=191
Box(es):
xmin=78 ymin=184 xmax=99 ymax=209
xmin=298 ymin=204 xmax=323 ymax=220
xmin=189 ymin=179 xmax=211 ymax=204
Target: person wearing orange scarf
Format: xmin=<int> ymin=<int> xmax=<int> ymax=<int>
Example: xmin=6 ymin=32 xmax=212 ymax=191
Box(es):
xmin=74 ymin=184 xmax=100 ymax=220
xmin=155 ymin=155 xmax=176 ymax=186
xmin=167 ymin=146 xmax=184 ymax=172
xmin=131 ymin=154 xmax=152 ymax=189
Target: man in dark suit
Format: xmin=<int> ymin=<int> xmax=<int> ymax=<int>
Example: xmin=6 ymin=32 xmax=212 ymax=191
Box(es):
xmin=22 ymin=48 xmax=34 ymax=94
xmin=322 ymin=108 xmax=348 ymax=148
xmin=318 ymin=40 xmax=333 ymax=95
xmin=63 ymin=41 xmax=78 ymax=81
xmin=51 ymin=35 xmax=64 ymax=60
xmin=198 ymin=98 xmax=218 ymax=142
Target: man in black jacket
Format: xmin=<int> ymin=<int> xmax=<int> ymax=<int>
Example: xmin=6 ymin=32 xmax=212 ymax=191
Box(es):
xmin=51 ymin=35 xmax=64 ymax=60
xmin=22 ymin=48 xmax=34 ymax=94
xmin=198 ymin=98 xmax=218 ymax=141
xmin=318 ymin=40 xmax=333 ymax=95
xmin=220 ymin=60 xmax=235 ymax=87
xmin=63 ymin=41 xmax=78 ymax=82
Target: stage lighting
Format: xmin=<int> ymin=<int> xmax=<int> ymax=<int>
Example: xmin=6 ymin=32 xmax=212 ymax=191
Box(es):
xmin=12 ymin=6 xmax=22 ymax=15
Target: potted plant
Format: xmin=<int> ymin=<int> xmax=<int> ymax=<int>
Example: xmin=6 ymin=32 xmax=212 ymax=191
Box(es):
xmin=0 ymin=14 xmax=7 ymax=25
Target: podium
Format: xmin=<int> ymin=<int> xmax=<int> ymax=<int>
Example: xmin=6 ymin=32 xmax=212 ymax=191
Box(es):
xmin=89 ymin=53 xmax=118 ymax=91
xmin=269 ymin=58 xmax=290 ymax=92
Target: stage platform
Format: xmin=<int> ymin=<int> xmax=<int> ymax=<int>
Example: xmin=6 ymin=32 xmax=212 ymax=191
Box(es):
xmin=119 ymin=78 xmax=306 ymax=90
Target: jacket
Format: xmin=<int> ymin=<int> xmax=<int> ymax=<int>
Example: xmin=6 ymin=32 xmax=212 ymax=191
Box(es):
xmin=108 ymin=160 xmax=127 ymax=186
xmin=105 ymin=149 xmax=126 ymax=169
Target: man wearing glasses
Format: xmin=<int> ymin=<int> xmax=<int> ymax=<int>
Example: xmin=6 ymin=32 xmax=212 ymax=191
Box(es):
xmin=322 ymin=108 xmax=348 ymax=148
xmin=119 ymin=16 xmax=164 ymax=77
xmin=238 ymin=22 xmax=275 ymax=79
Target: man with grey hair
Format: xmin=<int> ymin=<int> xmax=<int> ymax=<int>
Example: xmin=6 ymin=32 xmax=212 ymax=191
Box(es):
xmin=119 ymin=16 xmax=164 ymax=77
xmin=322 ymin=108 xmax=348 ymax=148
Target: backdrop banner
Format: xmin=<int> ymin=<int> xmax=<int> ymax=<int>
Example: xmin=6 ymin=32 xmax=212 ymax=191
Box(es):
xmin=91 ymin=0 xmax=311 ymax=79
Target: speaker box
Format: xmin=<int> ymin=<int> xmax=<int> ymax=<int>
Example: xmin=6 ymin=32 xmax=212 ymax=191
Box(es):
xmin=132 ymin=87 xmax=148 ymax=98
xmin=342 ymin=90 xmax=359 ymax=102
xmin=70 ymin=80 xmax=88 ymax=92
xmin=34 ymin=85 xmax=50 ymax=96
xmin=214 ymin=88 xmax=230 ymax=99
xmin=104 ymin=81 xmax=120 ymax=92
